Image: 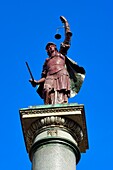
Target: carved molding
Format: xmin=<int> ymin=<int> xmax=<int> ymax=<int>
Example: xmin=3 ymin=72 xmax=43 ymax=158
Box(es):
xmin=21 ymin=106 xmax=83 ymax=116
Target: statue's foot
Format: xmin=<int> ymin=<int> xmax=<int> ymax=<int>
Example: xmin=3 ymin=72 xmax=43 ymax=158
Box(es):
xmin=60 ymin=16 xmax=67 ymax=23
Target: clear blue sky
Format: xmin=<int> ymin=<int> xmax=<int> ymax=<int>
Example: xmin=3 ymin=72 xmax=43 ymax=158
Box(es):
xmin=0 ymin=0 xmax=113 ymax=169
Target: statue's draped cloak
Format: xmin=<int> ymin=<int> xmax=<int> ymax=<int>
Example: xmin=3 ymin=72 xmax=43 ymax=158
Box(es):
xmin=65 ymin=56 xmax=85 ymax=97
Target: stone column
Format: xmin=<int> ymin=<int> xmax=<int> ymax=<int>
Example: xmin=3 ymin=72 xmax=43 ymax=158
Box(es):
xmin=29 ymin=116 xmax=81 ymax=170
xmin=19 ymin=104 xmax=88 ymax=170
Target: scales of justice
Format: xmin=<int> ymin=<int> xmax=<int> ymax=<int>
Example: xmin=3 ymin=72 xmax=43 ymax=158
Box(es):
xmin=19 ymin=16 xmax=89 ymax=170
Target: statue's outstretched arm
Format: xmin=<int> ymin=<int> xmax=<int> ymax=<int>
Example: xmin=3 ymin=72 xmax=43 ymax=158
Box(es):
xmin=29 ymin=61 xmax=47 ymax=87
xmin=29 ymin=77 xmax=45 ymax=87
xmin=59 ymin=16 xmax=72 ymax=55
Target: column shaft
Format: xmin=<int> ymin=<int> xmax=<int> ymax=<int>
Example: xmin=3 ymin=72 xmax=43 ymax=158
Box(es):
xmin=32 ymin=143 xmax=76 ymax=170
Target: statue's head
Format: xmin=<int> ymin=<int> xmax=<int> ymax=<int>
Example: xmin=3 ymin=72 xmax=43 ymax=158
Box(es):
xmin=46 ymin=42 xmax=57 ymax=56
xmin=45 ymin=42 xmax=56 ymax=50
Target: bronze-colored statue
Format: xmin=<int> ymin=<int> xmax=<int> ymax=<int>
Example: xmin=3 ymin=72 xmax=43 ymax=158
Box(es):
xmin=29 ymin=16 xmax=85 ymax=105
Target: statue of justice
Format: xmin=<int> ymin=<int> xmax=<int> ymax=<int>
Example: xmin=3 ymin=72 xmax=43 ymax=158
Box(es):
xmin=27 ymin=16 xmax=85 ymax=105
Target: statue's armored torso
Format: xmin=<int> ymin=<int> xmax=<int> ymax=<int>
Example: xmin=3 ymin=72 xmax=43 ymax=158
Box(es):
xmin=46 ymin=52 xmax=65 ymax=75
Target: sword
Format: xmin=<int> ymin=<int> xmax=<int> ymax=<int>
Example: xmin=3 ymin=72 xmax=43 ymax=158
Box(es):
xmin=25 ymin=62 xmax=34 ymax=81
